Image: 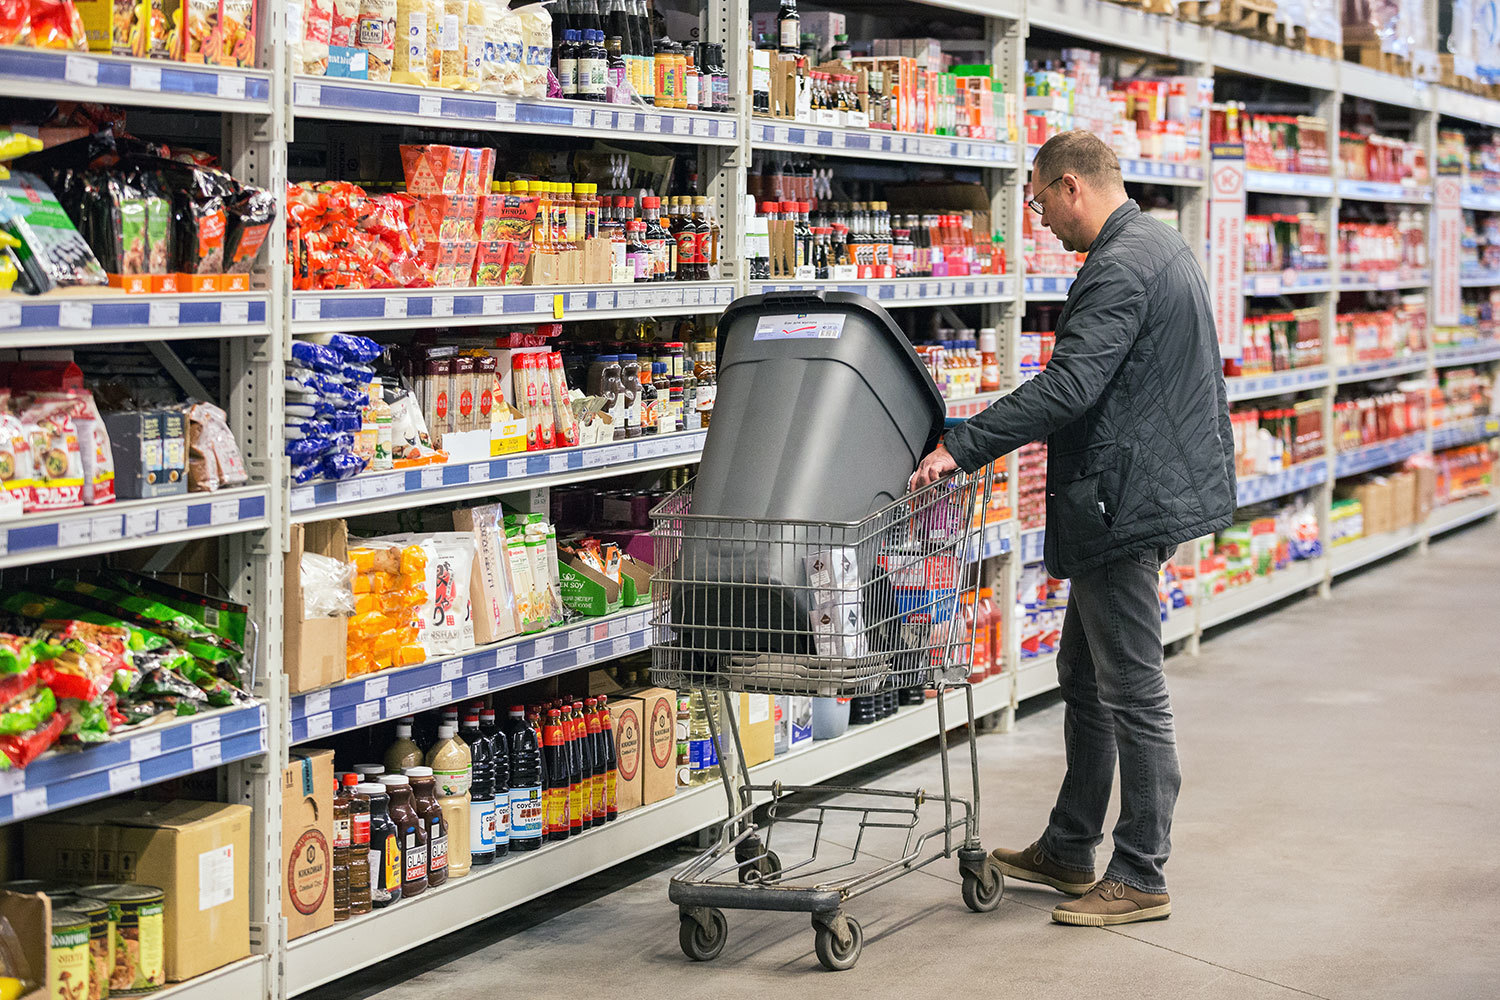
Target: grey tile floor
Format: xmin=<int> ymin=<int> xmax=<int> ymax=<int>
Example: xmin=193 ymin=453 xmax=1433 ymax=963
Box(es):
xmin=309 ymin=519 xmax=1500 ymax=1000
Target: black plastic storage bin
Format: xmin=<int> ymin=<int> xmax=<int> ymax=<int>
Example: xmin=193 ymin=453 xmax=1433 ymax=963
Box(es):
xmin=663 ymin=291 xmax=946 ymax=679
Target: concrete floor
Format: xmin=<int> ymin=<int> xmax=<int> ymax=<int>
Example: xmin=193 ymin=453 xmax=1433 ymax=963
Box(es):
xmin=311 ymin=520 xmax=1500 ymax=1000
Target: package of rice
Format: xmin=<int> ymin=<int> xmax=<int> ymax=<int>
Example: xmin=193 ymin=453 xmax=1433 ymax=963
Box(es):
xmin=514 ymin=2 xmax=551 ymax=98
xmin=491 ymin=2 xmax=523 ymax=95
xmin=391 ymin=0 xmax=436 ymax=85
xmin=356 ymin=0 xmax=397 ymax=81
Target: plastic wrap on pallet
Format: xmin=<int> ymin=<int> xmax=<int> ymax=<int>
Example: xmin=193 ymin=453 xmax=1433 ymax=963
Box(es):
xmin=1443 ymin=0 xmax=1480 ymax=82
xmin=1305 ymin=0 xmax=1340 ymax=45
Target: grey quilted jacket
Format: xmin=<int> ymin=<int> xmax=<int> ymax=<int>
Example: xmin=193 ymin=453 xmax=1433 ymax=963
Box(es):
xmin=944 ymin=200 xmax=1235 ymax=579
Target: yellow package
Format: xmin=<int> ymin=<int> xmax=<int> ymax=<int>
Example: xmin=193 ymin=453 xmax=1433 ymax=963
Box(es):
xmin=396 ymin=645 xmax=426 ymax=666
xmin=399 ymin=544 xmax=427 ymax=576
xmin=391 ymin=0 xmax=436 ymax=86
xmin=432 ymin=0 xmax=465 ymax=88
xmin=214 ymin=0 xmax=257 ymax=65
xmin=460 ymin=0 xmax=484 ymax=91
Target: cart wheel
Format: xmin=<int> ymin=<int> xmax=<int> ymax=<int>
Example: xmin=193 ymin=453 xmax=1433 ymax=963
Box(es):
xmin=679 ymin=908 xmax=728 ymax=962
xmin=814 ymin=916 xmax=863 ymax=972
xmin=734 ymin=836 xmax=764 ymax=865
xmin=738 ymin=849 xmax=782 ymax=884
xmin=962 ymin=865 xmax=1004 ymax=913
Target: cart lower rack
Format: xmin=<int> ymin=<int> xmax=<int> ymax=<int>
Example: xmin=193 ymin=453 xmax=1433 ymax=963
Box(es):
xmin=650 ymin=467 xmax=1007 ymax=970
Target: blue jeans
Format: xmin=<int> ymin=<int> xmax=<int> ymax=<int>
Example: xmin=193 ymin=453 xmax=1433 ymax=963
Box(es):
xmin=1039 ymin=547 xmax=1181 ymax=894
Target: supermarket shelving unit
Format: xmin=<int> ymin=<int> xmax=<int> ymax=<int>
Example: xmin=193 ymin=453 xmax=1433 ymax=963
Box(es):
xmin=2 ymin=0 xmax=1499 ymax=995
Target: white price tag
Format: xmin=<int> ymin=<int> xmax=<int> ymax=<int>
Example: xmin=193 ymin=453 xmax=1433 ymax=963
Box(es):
xmin=692 ymin=117 xmax=710 ymax=136
xmin=217 ymin=74 xmax=247 ymax=100
xmin=0 ymin=770 xmax=22 ymax=796
xmin=385 ymin=693 xmax=411 ymax=716
xmin=58 ymin=301 xmax=92 ymax=328
xmin=304 ymin=689 xmax=331 ymax=715
xmin=547 ymin=453 xmax=568 ymax=473
xmin=431 ymin=294 xmax=454 ymax=317
xmin=469 ymin=463 xmax=490 ymax=483
xmin=1253 ymin=275 xmax=1279 ymax=296
xmin=109 ymin=763 xmax=142 ymax=793
xmin=364 ymin=675 xmax=390 ymax=700
xmin=0 ymin=301 xmax=19 ymax=327
xmin=582 ymin=447 xmax=609 ymax=467
xmin=568 ymin=292 xmax=588 ymax=311
xmin=506 ymin=457 xmax=528 ymax=479
xmin=432 ymin=681 xmax=452 ymax=705
xmin=305 ymin=712 xmax=334 ymax=738
xmin=441 ymin=658 xmax=464 ymax=681
xmin=643 ymin=114 xmax=662 ymax=133
xmin=673 ymin=116 xmax=691 ymax=135
xmin=221 ymin=299 xmax=251 ymax=326
xmin=592 ymin=110 xmax=613 ymax=129
xmin=573 ymin=107 xmax=593 ymax=128
xmin=90 ymin=515 xmax=123 ymax=542
xmin=192 ymin=717 xmax=221 ymax=744
xmin=420 ymin=93 xmax=442 ymax=117
xmin=124 ymin=509 xmax=157 ymax=537
xmin=131 ymin=64 xmax=162 ymax=91
xmin=158 ymin=505 xmax=188 ymax=533
xmin=420 ymin=467 xmax=443 ymax=490
xmin=58 ymin=520 xmax=93 ymax=547
xmin=130 ymin=731 xmax=163 ymax=762
xmin=410 ymin=688 xmax=433 ymax=711
xmin=385 ymin=296 xmax=409 ymax=319
xmin=335 ymin=479 xmax=365 ymax=502
xmin=567 ymin=628 xmax=585 ymax=648
xmin=355 ymin=701 xmax=380 ymax=726
xmin=65 ymin=55 xmax=99 ymax=86
xmin=722 ymin=119 xmax=736 ymax=139
xmin=619 ymin=112 xmax=638 ymax=130
xmin=523 ymin=660 xmax=544 ymax=681
xmin=192 ymin=743 xmax=223 ymax=770
xmin=483 ymin=293 xmax=504 ymax=315
xmin=292 ymin=297 xmax=318 ymax=322
xmin=534 ymin=634 xmax=555 ymax=656
xmin=466 ymin=675 xmax=486 ymax=696
xmin=149 ymin=301 xmax=180 ymax=326
xmin=293 ymin=81 xmax=320 ymax=106
xmin=498 ymin=645 xmax=518 ymax=666
xmin=596 ymin=291 xmax=615 ymax=309
xmin=210 ymin=498 xmax=239 ymax=524
xmin=12 ymin=788 xmax=47 ymax=818
xmin=611 ymin=635 xmax=632 ymax=656
xmin=494 ymin=101 xmax=517 ymax=122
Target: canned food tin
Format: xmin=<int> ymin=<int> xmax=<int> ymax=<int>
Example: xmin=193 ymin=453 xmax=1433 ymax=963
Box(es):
xmin=56 ymin=895 xmax=114 ymax=1000
xmin=74 ymin=885 xmax=165 ymax=996
xmin=49 ymin=908 xmax=91 ymax=1000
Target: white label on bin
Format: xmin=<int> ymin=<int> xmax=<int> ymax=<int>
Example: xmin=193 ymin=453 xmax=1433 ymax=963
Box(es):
xmin=753 ymin=312 xmax=846 ymax=341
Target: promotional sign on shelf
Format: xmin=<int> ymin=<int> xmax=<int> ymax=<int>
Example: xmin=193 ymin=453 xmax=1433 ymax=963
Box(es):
xmin=1208 ymin=147 xmax=1247 ymax=361
xmin=1433 ymin=166 xmax=1463 ymax=327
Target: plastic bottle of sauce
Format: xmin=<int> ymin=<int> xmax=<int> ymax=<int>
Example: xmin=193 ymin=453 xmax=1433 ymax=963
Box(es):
xmin=344 ymin=775 xmax=372 ymax=916
xmin=600 ymin=357 xmax=628 ymax=441
xmin=484 ymin=709 xmax=511 ymax=858
xmin=958 ymin=592 xmax=982 ymax=683
xmin=981 ymin=587 xmax=1003 ymax=674
xmin=693 ymin=357 xmax=716 ymax=429
xmin=354 ymin=763 xmax=385 ymax=782
xmin=979 ymin=328 xmax=1001 ymax=392
xmin=384 ymin=719 xmax=422 ymax=775
xmin=543 ymin=708 xmax=570 ymax=841
xmin=618 ymin=354 xmax=641 ymax=438
xmin=595 ymin=696 xmax=619 ymax=821
xmin=362 ymin=781 xmax=402 ymax=908
xmin=380 ymin=774 xmax=427 ymax=898
xmin=972 ymin=590 xmax=992 ymax=681
xmin=460 ymin=713 xmax=496 ymax=869
xmin=507 ymin=705 xmax=544 ymax=851
xmin=638 ymin=366 xmax=660 ymax=435
xmin=427 ymin=723 xmax=472 ymax=878
xmin=405 ymin=766 xmax=448 ymax=888
xmin=333 ymin=777 xmax=352 ymax=922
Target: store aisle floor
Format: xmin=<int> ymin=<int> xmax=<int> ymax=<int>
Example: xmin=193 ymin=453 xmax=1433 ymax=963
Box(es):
xmin=312 ymin=523 xmax=1500 ymax=1000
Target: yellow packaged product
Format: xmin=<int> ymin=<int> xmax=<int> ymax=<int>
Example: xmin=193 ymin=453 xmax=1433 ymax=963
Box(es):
xmin=399 ymin=544 xmax=427 ymax=576
xmin=434 ymin=0 xmax=466 ymax=88
xmin=391 ymin=0 xmax=436 ymax=85
xmin=397 ymin=645 xmax=426 ymax=666
xmin=461 ymin=0 xmax=485 ymax=91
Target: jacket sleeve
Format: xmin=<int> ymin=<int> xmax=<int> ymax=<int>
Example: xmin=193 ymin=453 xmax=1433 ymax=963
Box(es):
xmin=943 ymin=259 xmax=1148 ymax=472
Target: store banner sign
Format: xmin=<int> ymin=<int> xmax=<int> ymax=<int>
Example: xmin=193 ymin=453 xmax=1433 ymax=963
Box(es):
xmin=1208 ymin=152 xmax=1247 ymax=360
xmin=1433 ymin=166 xmax=1462 ymax=327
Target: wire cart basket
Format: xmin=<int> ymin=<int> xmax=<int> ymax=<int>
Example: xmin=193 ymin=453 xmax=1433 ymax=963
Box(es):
xmin=649 ymin=465 xmax=1005 ymax=971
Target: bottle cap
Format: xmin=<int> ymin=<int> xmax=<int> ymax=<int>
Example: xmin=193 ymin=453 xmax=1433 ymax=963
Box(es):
xmin=342 ymin=773 xmax=361 ymax=786
xmin=404 ymin=765 xmax=434 ymax=778
xmin=437 ymin=723 xmax=457 ymax=739
xmin=510 ymin=704 xmax=526 ymax=713
xmin=354 ymin=763 xmax=385 ymax=776
xmin=379 ymin=774 xmax=410 ymax=786
xmin=356 ymin=782 xmax=385 ymax=795
xmin=463 ymin=714 xmax=480 ymax=725
xmin=395 ymin=722 xmax=412 ymax=736
xmin=643 ymin=196 xmax=660 ymax=208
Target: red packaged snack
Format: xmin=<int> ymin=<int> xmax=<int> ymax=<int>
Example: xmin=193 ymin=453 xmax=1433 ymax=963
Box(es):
xmin=28 ymin=0 xmax=87 ymax=50
xmin=400 ymin=144 xmax=464 ymax=195
xmin=0 ymin=0 xmax=31 ymax=46
xmin=501 ymin=240 xmax=532 ymax=285
xmin=472 ymin=240 xmax=510 ymax=286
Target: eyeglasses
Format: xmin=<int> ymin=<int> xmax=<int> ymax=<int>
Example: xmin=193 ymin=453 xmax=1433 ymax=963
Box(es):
xmin=1028 ymin=175 xmax=1064 ymax=215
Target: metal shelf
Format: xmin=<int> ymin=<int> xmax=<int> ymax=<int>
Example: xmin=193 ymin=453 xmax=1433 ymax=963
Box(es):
xmin=748 ymin=276 xmax=1014 ymax=306
xmin=1236 ymin=461 xmax=1328 ymax=506
xmin=1427 ymin=495 xmax=1499 ymax=535
xmin=1024 ymin=274 xmax=1075 ymax=300
xmin=0 ymin=703 xmax=267 ymax=823
xmin=1432 ymin=414 xmax=1500 ymax=451
xmin=1244 ymin=171 xmax=1335 ymax=197
xmin=970 ymin=521 xmax=1013 ymax=562
xmin=292 ymin=608 xmax=652 ymax=743
xmin=1212 ymin=33 xmax=1337 ymax=91
xmin=290 ymin=282 xmax=735 ymax=335
xmin=1027 ymin=0 xmax=1199 ymax=61
xmin=1243 ymin=271 xmax=1333 ymax=296
xmin=1334 ymin=432 xmax=1428 ymax=478
xmin=0 ymin=291 xmax=268 ymax=348
xmin=0 ymin=484 xmax=270 ymax=569
xmin=1337 ymin=269 xmax=1431 ymax=292
xmin=1015 ymin=653 xmax=1059 ymax=702
xmin=0 ymin=46 xmax=272 ymax=112
xmin=1025 ymin=144 xmax=1203 ymax=186
xmin=1162 ymin=606 xmax=1195 ymax=645
xmin=1199 ymin=557 xmax=1326 ymax=630
xmin=150 ymin=957 xmax=268 ymax=1000
xmin=1225 ymin=366 xmax=1331 ymax=401
xmin=1339 ymin=63 xmax=1432 ymax=111
xmin=751 ymin=120 xmax=1017 ymax=167
xmin=945 ymin=390 xmax=1007 ymax=419
xmin=1336 ymin=179 xmax=1432 ymax=204
xmin=1019 ymin=526 xmax=1045 ymax=564
xmin=290 ymin=432 xmax=704 ymax=521
xmin=294 ymin=77 xmax=738 ymax=143
xmin=1434 ymin=342 xmax=1500 ymax=366
xmin=1330 ymin=523 xmax=1424 ymax=576
xmin=1334 ymin=356 xmax=1430 ymax=384
xmin=1435 ymin=88 xmax=1500 ymax=128
xmin=1460 ymin=186 xmax=1500 ymax=212
xmin=1459 ymin=270 xmax=1500 ymax=287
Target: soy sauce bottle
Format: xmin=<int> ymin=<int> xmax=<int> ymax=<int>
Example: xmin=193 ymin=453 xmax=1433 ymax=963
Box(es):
xmin=566 ymin=702 xmax=587 ymax=835
xmin=461 ymin=714 xmax=497 ymax=867
xmin=544 ymin=708 xmax=570 ymax=841
xmin=481 ymin=707 xmax=511 ymax=858
xmin=508 ymin=705 xmax=545 ymax=851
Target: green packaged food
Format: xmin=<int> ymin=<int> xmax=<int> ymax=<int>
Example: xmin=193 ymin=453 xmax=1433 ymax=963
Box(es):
xmin=102 ymin=569 xmax=250 ymax=648
xmin=0 ymin=170 xmax=108 ymax=292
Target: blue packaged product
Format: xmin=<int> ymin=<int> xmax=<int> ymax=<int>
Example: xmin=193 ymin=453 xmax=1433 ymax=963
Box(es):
xmin=327 ymin=333 xmax=384 ymax=362
xmin=320 ymin=450 xmax=366 ymax=480
xmin=291 ymin=463 xmax=320 ymax=485
xmin=327 ymin=411 xmax=363 ymax=433
xmin=291 ymin=340 xmax=342 ymax=371
xmin=286 ymin=437 xmax=329 ymax=462
xmin=286 ymin=417 xmax=333 ymax=440
xmin=287 ymin=402 xmax=319 ymax=419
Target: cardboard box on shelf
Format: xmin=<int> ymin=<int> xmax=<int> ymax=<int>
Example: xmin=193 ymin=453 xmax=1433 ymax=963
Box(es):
xmin=1390 ymin=470 xmax=1418 ymax=528
xmin=628 ymin=686 xmax=677 ymax=805
xmin=607 ymin=694 xmax=645 ymax=814
xmin=774 ymin=695 xmax=813 ymax=754
xmin=737 ymin=693 xmax=776 ymax=767
xmin=23 ymin=800 xmax=252 ymax=982
xmin=1346 ymin=477 xmax=1395 ymax=537
xmin=284 ymin=520 xmax=348 ymax=693
xmin=0 ymin=891 xmax=47 ymax=1000
xmin=1415 ymin=464 xmax=1436 ymax=522
xmin=281 ymin=749 xmax=335 ymax=940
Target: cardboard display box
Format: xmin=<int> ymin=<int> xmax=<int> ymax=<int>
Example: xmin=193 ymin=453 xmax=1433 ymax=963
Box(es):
xmin=24 ymin=799 xmax=252 ymax=982
xmin=1391 ymin=470 xmax=1419 ymax=528
xmin=628 ymin=687 xmax=678 ymax=805
xmin=737 ymin=693 xmax=776 ymax=767
xmin=285 ymin=520 xmax=348 ymax=693
xmin=0 ymin=891 xmax=48 ymax=1000
xmin=282 ymin=749 xmax=335 ymax=940
xmin=606 ymin=694 xmax=645 ymax=814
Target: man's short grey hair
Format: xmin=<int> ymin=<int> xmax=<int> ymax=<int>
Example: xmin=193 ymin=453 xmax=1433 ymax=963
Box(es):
xmin=1033 ymin=130 xmax=1125 ymax=192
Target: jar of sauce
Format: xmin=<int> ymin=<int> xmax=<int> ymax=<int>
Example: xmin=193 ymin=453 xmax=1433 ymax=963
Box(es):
xmin=405 ymin=766 xmax=448 ymax=889
xmin=361 ymin=781 xmax=401 ymax=908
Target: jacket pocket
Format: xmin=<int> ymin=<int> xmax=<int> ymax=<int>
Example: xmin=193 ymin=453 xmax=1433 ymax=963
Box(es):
xmin=1059 ymin=470 xmax=1111 ymax=533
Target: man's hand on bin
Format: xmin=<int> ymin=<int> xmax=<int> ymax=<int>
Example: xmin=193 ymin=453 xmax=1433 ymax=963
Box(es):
xmin=909 ymin=441 xmax=958 ymax=492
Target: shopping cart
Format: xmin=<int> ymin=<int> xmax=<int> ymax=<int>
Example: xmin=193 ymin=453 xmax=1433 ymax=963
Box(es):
xmin=649 ymin=458 xmax=1005 ymax=971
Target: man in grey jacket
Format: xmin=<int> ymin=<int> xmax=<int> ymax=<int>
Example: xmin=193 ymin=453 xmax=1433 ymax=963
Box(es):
xmin=911 ymin=130 xmax=1235 ymax=926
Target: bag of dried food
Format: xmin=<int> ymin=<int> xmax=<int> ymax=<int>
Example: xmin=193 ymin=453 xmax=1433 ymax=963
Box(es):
xmin=356 ymin=0 xmax=396 ymax=81
xmin=183 ymin=400 xmax=249 ymax=491
xmin=391 ymin=0 xmax=436 ymax=85
xmin=514 ymin=2 xmax=550 ymax=98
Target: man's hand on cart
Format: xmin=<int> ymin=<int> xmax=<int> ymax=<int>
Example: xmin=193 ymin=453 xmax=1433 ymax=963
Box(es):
xmin=909 ymin=440 xmax=958 ymax=492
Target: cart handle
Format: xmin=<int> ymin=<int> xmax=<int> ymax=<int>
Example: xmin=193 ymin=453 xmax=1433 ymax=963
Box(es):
xmin=943 ymin=416 xmax=966 ymax=430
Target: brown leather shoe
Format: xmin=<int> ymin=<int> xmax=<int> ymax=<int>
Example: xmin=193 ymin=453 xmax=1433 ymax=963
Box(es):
xmin=1052 ymin=878 xmax=1171 ymax=926
xmin=989 ymin=840 xmax=1096 ymax=896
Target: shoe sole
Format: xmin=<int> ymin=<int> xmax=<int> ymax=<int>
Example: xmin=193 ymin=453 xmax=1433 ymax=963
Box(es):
xmin=991 ymin=857 xmax=1095 ymax=897
xmin=1051 ymin=902 xmax=1172 ymax=926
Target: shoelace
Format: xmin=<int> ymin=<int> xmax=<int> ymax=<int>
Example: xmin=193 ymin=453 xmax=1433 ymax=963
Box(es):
xmin=1095 ymin=879 xmax=1126 ymax=900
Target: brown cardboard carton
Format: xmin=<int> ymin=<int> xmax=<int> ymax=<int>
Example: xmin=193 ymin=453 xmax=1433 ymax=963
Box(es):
xmin=0 ymin=891 xmax=48 ymax=1000
xmin=737 ymin=693 xmax=776 ymax=768
xmin=1415 ymin=465 xmax=1436 ymax=522
xmin=281 ymin=749 xmax=335 ymax=940
xmin=285 ymin=520 xmax=348 ymax=692
xmin=606 ymin=695 xmax=645 ymax=814
xmin=24 ymin=800 xmax=252 ymax=982
xmin=628 ymin=687 xmax=678 ymax=805
xmin=1352 ymin=477 xmax=1395 ymax=536
xmin=576 ymin=237 xmax=613 ymax=284
xmin=1390 ymin=470 xmax=1418 ymax=528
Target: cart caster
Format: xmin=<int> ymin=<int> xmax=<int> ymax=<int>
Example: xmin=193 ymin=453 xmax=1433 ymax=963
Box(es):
xmin=738 ymin=849 xmax=782 ymax=884
xmin=679 ymin=907 xmax=728 ymax=962
xmin=961 ymin=863 xmax=1005 ymax=913
xmin=812 ymin=914 xmax=863 ymax=972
